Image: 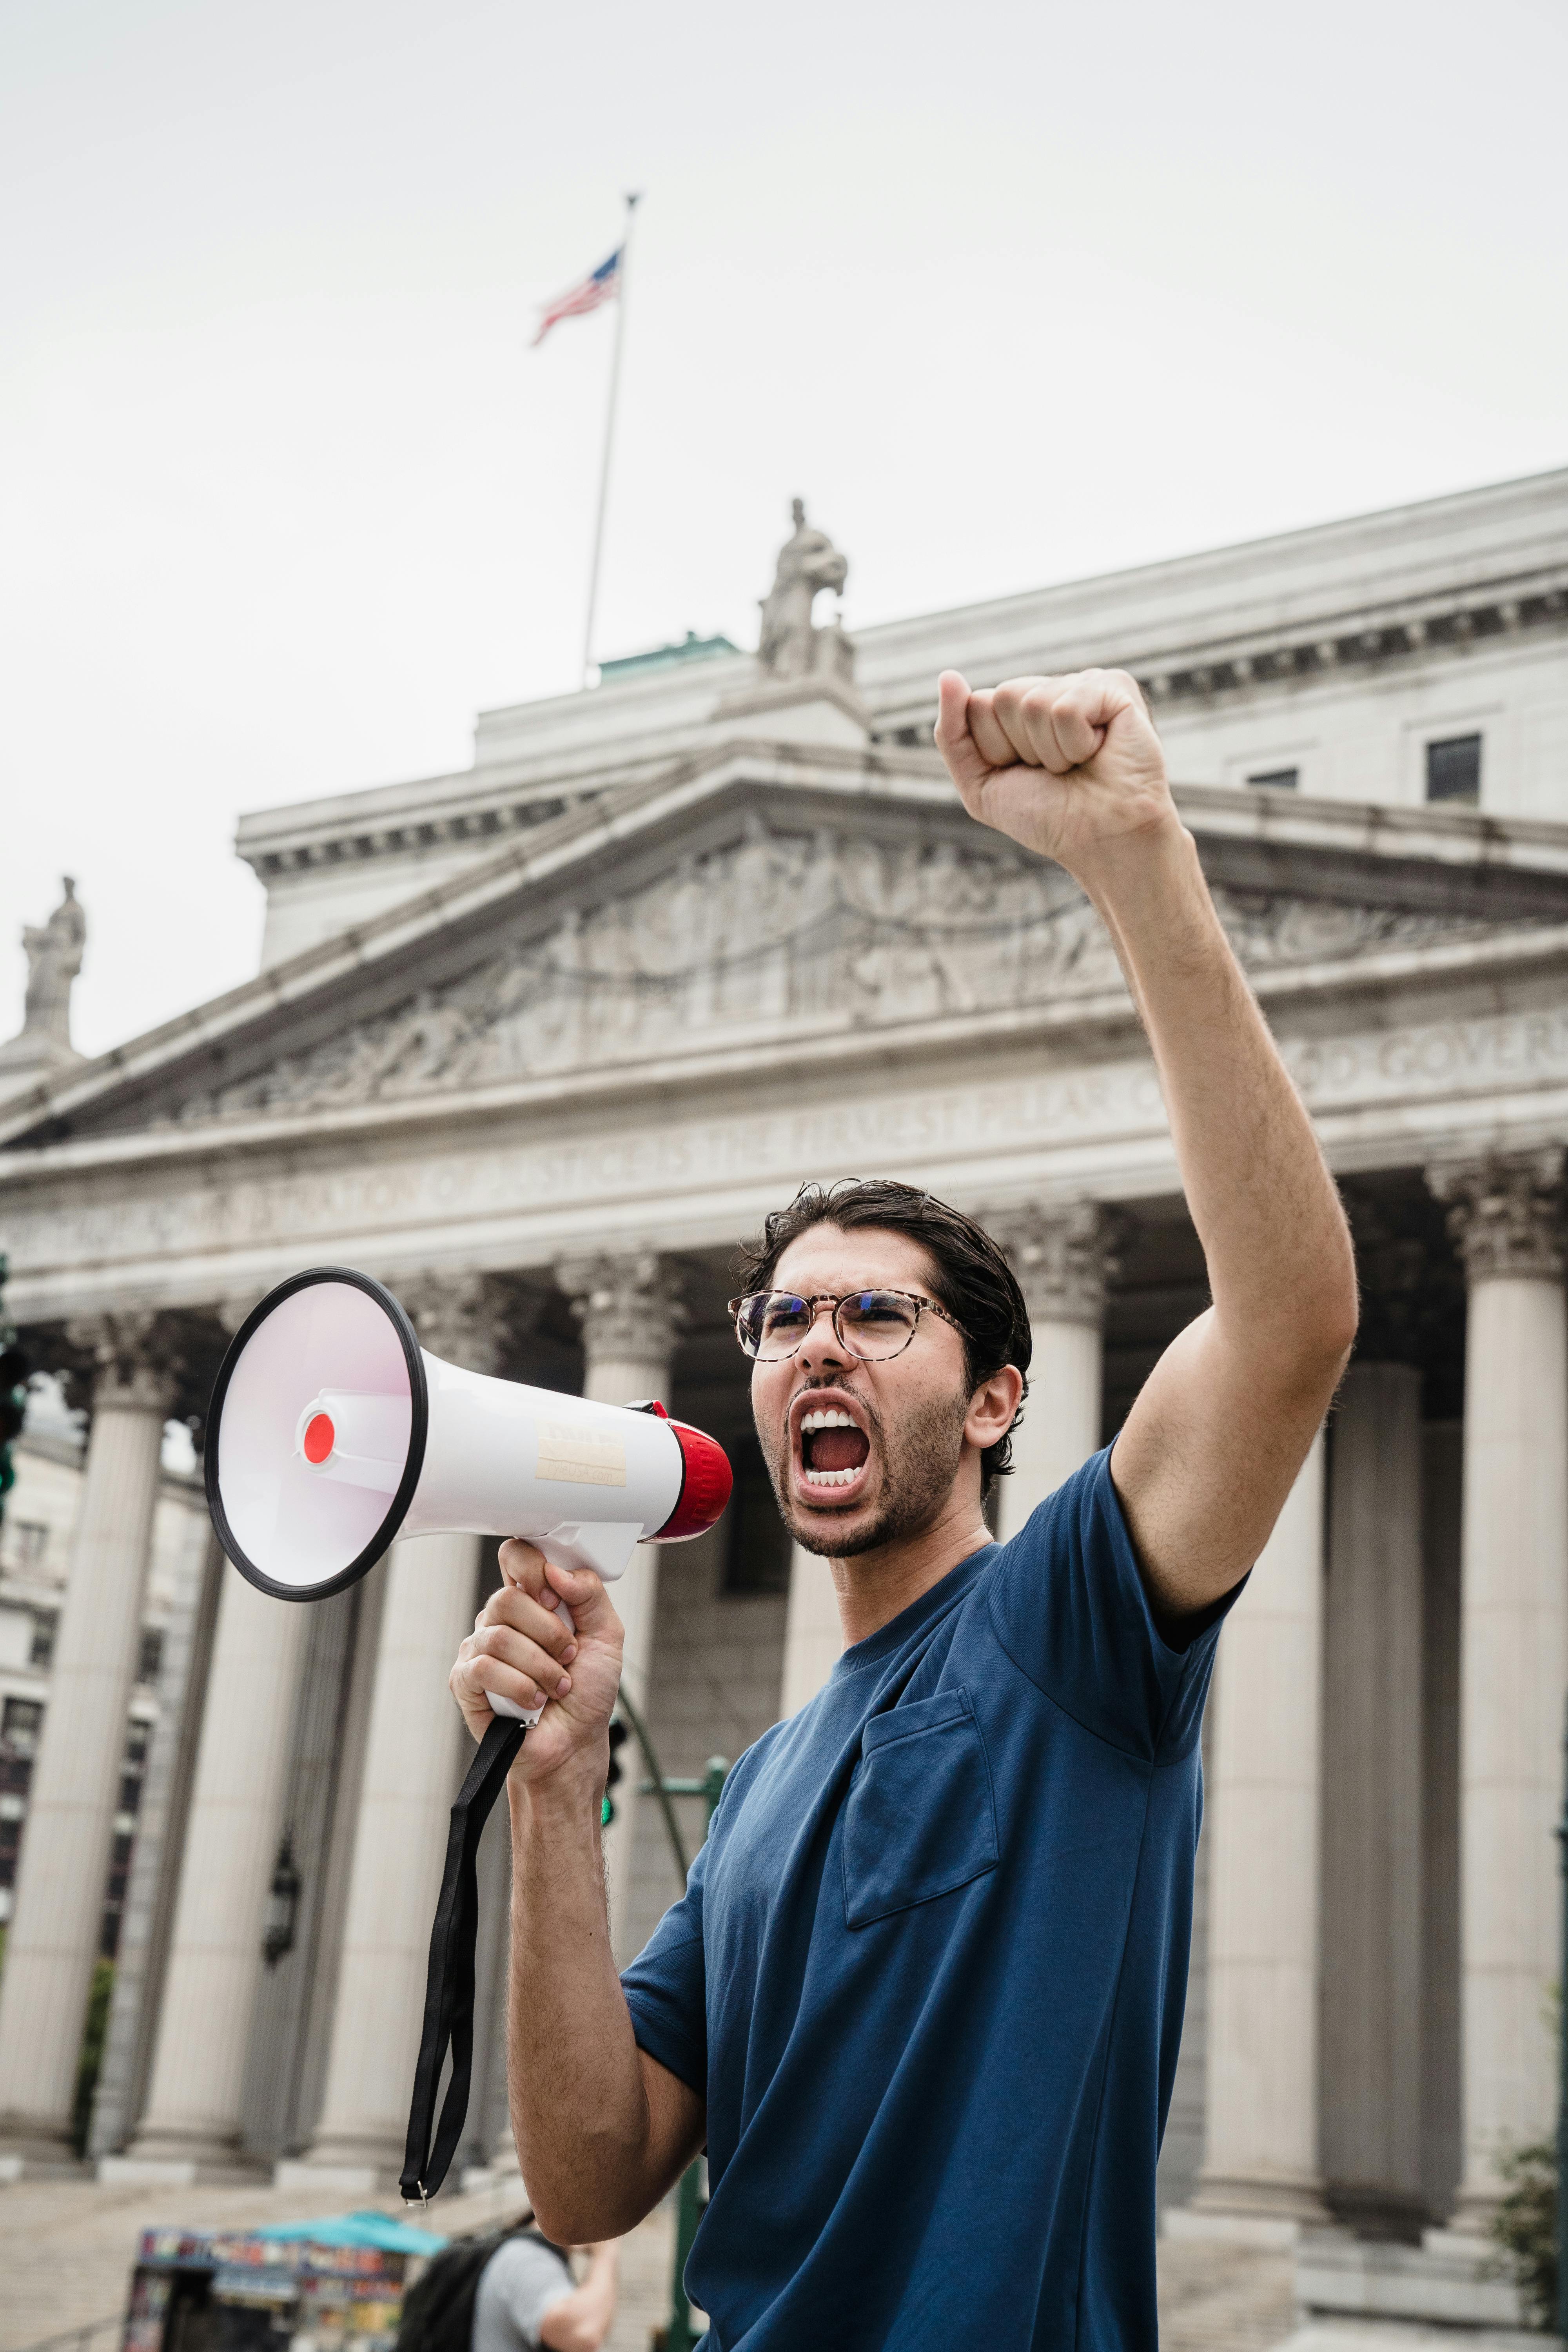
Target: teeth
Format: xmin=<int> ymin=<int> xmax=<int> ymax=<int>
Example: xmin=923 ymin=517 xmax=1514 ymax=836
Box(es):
xmin=800 ymin=1407 xmax=857 ymax=1432
xmin=802 ymin=1465 xmax=860 ymax=1488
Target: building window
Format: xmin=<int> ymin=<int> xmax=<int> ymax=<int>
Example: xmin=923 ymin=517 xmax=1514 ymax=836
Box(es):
xmin=0 ymin=1520 xmax=49 ymax=1575
xmin=29 ymin=1611 xmax=56 ymax=1670
xmin=0 ymin=1698 xmax=44 ymax=1904
xmin=102 ymin=1717 xmax=154 ymax=1959
xmin=722 ymin=1437 xmax=793 ymax=1596
xmin=136 ymin=1627 xmax=164 ymax=1688
xmin=0 ymin=1697 xmax=42 ymax=1775
xmin=1426 ymin=734 xmax=1481 ymax=806
xmin=1247 ymin=767 xmax=1298 ymax=791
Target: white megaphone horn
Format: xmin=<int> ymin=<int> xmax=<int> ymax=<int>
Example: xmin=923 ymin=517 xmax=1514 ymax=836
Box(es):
xmin=205 ymin=1267 xmax=732 ymax=1719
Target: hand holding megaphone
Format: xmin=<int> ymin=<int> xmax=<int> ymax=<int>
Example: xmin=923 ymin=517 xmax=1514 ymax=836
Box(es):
xmin=454 ymin=1542 xmax=625 ymax=1764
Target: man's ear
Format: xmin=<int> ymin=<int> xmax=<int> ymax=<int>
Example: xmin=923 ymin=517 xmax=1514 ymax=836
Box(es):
xmin=965 ymin=1365 xmax=1024 ymax=1452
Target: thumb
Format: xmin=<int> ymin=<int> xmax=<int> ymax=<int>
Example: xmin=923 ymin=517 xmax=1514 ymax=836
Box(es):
xmin=933 ymin=670 xmax=991 ymax=800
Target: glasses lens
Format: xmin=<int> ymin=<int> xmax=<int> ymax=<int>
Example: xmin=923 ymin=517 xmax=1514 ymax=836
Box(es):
xmin=836 ymin=1291 xmax=920 ymax=1360
xmin=739 ymin=1293 xmax=813 ymax=1359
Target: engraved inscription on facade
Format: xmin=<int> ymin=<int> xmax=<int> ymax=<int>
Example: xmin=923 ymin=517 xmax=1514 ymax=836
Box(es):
xmin=14 ymin=998 xmax=1568 ymax=1300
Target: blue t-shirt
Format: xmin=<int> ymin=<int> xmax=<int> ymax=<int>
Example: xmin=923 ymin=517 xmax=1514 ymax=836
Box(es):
xmin=621 ymin=1447 xmax=1234 ymax=2350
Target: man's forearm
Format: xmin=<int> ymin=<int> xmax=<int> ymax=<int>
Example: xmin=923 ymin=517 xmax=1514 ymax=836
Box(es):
xmin=1077 ymin=812 xmax=1355 ymax=1356
xmin=506 ymin=1771 xmax=666 ymax=2241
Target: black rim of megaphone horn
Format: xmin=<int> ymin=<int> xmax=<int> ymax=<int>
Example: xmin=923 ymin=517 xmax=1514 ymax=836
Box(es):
xmin=205 ymin=1266 xmax=430 ymax=1604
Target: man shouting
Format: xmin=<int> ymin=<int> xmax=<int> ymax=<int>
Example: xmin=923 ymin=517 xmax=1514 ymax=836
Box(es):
xmin=450 ymin=667 xmax=1357 ymax=2348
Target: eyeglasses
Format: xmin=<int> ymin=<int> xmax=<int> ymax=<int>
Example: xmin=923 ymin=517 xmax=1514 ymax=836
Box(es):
xmin=728 ymin=1288 xmax=967 ymax=1363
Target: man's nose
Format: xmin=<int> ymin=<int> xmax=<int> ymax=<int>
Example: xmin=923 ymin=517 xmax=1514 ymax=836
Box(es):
xmin=797 ymin=1301 xmax=851 ymax=1375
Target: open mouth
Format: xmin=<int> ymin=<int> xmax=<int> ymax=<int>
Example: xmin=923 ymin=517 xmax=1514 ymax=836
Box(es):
xmin=796 ymin=1401 xmax=872 ymax=1496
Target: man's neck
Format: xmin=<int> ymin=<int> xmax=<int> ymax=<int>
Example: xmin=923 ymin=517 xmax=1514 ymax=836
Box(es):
xmin=826 ymin=1493 xmax=994 ymax=1650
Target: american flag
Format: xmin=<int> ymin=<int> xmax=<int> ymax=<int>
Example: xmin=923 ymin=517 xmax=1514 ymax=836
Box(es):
xmin=532 ymin=246 xmax=624 ymax=347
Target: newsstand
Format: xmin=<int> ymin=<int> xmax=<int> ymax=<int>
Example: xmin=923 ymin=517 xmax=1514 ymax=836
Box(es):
xmin=120 ymin=2210 xmax=446 ymax=2352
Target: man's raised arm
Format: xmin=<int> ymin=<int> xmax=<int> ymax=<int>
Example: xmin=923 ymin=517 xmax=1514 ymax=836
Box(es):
xmin=935 ymin=666 xmax=1358 ymax=1618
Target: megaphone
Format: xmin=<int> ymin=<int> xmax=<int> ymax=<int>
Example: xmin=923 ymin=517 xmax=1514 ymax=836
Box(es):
xmin=205 ymin=1267 xmax=732 ymax=1716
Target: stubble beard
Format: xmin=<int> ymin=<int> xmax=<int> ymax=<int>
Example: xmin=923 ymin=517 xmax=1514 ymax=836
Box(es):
xmin=769 ymin=1382 xmax=972 ymax=1559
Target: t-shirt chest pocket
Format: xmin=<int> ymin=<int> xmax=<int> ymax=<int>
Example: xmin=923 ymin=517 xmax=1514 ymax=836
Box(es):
xmin=841 ymin=1686 xmax=1000 ymax=1929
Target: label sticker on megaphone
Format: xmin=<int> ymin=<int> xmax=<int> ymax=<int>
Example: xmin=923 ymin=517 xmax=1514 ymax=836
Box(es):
xmin=206 ymin=1266 xmax=733 ymax=1722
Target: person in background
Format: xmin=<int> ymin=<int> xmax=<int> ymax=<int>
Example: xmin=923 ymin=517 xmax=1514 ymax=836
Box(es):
xmin=471 ymin=2232 xmax=619 ymax=2352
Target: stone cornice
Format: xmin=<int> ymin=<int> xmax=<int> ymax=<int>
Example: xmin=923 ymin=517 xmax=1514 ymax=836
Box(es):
xmin=867 ymin=565 xmax=1568 ymax=737
xmin=237 ymin=733 xmax=923 ymax=880
xmin=236 ymin=575 xmax=1568 ymax=871
xmin=857 ymin=466 xmax=1568 ymax=726
xmin=1132 ymin=568 xmax=1568 ymax=714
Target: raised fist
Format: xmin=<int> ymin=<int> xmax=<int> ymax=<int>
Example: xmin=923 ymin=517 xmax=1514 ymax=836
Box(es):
xmin=933 ymin=667 xmax=1176 ymax=882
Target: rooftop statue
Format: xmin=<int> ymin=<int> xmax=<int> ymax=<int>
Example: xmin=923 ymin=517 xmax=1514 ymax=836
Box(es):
xmin=757 ymin=499 xmax=853 ymax=681
xmin=22 ymin=878 xmax=86 ymax=1047
xmin=0 ymin=877 xmax=87 ymax=1083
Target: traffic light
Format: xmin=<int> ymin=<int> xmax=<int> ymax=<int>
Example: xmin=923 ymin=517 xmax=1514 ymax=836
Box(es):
xmin=603 ymin=1716 xmax=629 ymax=1828
xmin=0 ymin=1255 xmax=31 ymax=1517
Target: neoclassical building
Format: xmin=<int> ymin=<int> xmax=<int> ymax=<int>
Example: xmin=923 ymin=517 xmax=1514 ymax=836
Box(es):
xmin=0 ymin=474 xmax=1565 ymax=2292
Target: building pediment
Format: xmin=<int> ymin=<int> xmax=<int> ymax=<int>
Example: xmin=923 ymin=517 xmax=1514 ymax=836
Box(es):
xmin=8 ymin=748 xmax=1568 ymax=1158
xmin=152 ymin=835 xmax=1568 ymax=1135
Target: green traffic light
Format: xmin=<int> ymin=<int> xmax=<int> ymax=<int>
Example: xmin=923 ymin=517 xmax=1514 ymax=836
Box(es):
xmin=602 ymin=1795 xmax=614 ymax=1828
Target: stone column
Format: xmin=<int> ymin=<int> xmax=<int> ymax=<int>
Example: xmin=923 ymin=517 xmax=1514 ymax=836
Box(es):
xmin=292 ymin=1276 xmax=499 ymax=2187
xmin=119 ymin=1301 xmax=311 ymax=2174
xmin=556 ymin=1252 xmax=686 ymax=1960
xmin=1428 ymin=1151 xmax=1568 ymax=2223
xmin=1185 ymin=1431 xmax=1330 ymax=2239
xmin=124 ymin=1604 xmax=309 ymax=2171
xmin=1320 ymin=1362 xmax=1425 ymax=2232
xmin=0 ymin=1314 xmax=181 ymax=2159
xmin=88 ymin=1526 xmax=224 ymax=2161
xmin=987 ymin=1203 xmax=1120 ymax=1539
xmin=780 ymin=1543 xmax=843 ymax=1717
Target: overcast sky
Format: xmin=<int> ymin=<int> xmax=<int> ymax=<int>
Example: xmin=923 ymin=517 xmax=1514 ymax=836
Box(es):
xmin=4 ymin=0 xmax=1565 ymax=1059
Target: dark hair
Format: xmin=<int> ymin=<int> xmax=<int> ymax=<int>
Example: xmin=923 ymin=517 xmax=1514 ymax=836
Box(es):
xmin=733 ymin=1178 xmax=1032 ymax=1495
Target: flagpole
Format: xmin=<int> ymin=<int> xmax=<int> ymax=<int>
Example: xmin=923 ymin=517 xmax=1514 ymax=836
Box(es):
xmin=581 ymin=191 xmax=641 ymax=687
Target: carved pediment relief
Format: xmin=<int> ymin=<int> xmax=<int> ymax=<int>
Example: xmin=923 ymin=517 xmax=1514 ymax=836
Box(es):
xmin=169 ymin=818 xmax=1534 ymax=1125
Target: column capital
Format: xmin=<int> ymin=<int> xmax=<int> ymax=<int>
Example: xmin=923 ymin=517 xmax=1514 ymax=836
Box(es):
xmin=1427 ymin=1149 xmax=1567 ymax=1283
xmin=555 ymin=1251 xmax=687 ymax=1375
xmin=62 ymin=1310 xmax=183 ymax=1414
xmin=399 ymin=1272 xmax=512 ymax=1377
xmin=983 ymin=1201 xmax=1126 ymax=1328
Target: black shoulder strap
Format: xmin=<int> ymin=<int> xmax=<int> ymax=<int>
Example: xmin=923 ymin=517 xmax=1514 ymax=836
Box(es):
xmin=401 ymin=1714 xmax=525 ymax=2203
